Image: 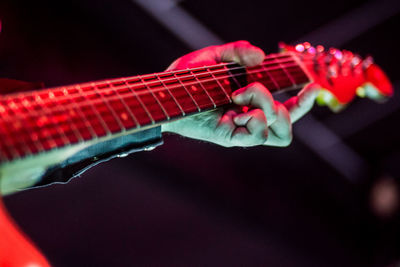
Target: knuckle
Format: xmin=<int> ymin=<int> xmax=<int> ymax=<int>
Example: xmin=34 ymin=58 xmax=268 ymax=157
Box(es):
xmin=253 ymin=109 xmax=267 ymax=122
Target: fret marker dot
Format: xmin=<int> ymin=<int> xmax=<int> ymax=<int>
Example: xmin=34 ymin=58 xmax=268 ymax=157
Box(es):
xmin=257 ymin=73 xmax=263 ymax=78
xmin=224 ymin=79 xmax=230 ymax=85
xmin=191 ymin=85 xmax=197 ymax=92
xmin=49 ymin=92 xmax=55 ymax=99
xmin=120 ymin=112 xmax=128 ymax=121
xmin=158 ymin=92 xmax=166 ymax=98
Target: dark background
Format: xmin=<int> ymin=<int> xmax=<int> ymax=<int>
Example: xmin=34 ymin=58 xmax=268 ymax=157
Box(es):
xmin=1 ymin=0 xmax=400 ymax=266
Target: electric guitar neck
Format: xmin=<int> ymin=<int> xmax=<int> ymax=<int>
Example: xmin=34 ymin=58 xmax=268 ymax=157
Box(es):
xmin=0 ymin=43 xmax=393 ymax=194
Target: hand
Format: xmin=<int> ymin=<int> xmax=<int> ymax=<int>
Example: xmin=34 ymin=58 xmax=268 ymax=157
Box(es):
xmin=162 ymin=41 xmax=320 ymax=147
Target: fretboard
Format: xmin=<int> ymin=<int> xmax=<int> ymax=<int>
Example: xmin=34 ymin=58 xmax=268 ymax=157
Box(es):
xmin=0 ymin=52 xmax=310 ymax=161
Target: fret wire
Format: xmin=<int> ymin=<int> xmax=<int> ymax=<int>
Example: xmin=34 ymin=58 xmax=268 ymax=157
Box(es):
xmin=138 ymin=75 xmax=170 ymax=120
xmin=29 ymin=94 xmax=61 ymax=151
xmin=121 ymin=78 xmax=155 ymax=124
xmin=224 ymin=65 xmax=243 ymax=89
xmin=4 ymin=110 xmax=44 ymax=155
xmin=6 ymin=91 xmax=88 ymax=150
xmin=106 ymin=80 xmax=141 ymax=128
xmin=205 ymin=67 xmax=232 ymax=103
xmin=0 ymin=100 xmax=46 ymax=155
xmin=10 ymin=96 xmax=48 ymax=157
xmin=189 ymin=70 xmax=216 ymax=108
xmin=48 ymin=96 xmax=77 ymax=147
xmin=76 ymin=84 xmax=111 ymax=135
xmin=261 ymin=63 xmax=280 ymax=89
xmin=22 ymin=119 xmax=46 ymax=154
xmin=45 ymin=92 xmax=83 ymax=146
xmin=61 ymin=87 xmax=98 ymax=140
xmin=271 ymin=54 xmax=297 ymax=89
xmin=172 ymin=73 xmax=201 ymax=112
xmin=91 ymin=82 xmax=126 ymax=132
xmin=155 ymin=73 xmax=186 ymax=116
xmin=0 ymin=118 xmax=26 ymax=159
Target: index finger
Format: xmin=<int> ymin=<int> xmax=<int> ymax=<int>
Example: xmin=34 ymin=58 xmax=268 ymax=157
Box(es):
xmin=283 ymin=83 xmax=320 ymax=123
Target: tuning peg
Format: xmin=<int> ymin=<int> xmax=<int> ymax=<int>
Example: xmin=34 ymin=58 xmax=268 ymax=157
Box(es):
xmin=328 ymin=66 xmax=338 ymax=78
xmin=307 ymin=46 xmax=317 ymax=55
xmin=316 ymin=45 xmax=325 ymax=53
xmin=303 ymin=42 xmax=311 ymax=49
xmin=351 ymin=55 xmax=362 ymax=67
xmin=363 ymin=56 xmax=374 ymax=69
xmin=294 ymin=43 xmax=305 ymax=52
xmin=324 ymin=53 xmax=333 ymax=65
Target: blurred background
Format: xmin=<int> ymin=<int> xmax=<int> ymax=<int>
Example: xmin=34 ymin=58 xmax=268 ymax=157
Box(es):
xmin=1 ymin=0 xmax=400 ymax=266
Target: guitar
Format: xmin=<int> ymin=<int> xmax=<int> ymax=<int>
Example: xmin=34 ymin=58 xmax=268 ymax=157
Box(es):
xmin=0 ymin=42 xmax=393 ymax=195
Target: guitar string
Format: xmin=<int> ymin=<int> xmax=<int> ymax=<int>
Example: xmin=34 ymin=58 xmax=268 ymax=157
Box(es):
xmin=1 ymin=59 xmax=309 ymax=107
xmin=1 ymin=64 xmax=311 ymax=145
xmin=0 ymin=54 xmax=301 ymax=100
xmin=0 ymin=60 xmax=314 ymax=143
xmin=1 ymin=61 xmax=310 ymax=121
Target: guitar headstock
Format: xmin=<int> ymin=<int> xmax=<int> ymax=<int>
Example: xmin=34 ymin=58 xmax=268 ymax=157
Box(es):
xmin=280 ymin=42 xmax=393 ymax=111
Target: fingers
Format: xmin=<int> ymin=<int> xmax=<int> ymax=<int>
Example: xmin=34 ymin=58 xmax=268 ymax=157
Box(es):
xmin=231 ymin=109 xmax=268 ymax=146
xmin=283 ymin=83 xmax=320 ymax=123
xmin=217 ymin=40 xmax=265 ymax=67
xmin=265 ymin=102 xmax=292 ymax=147
xmin=229 ymin=102 xmax=292 ymax=147
xmin=232 ymin=82 xmax=277 ymax=126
